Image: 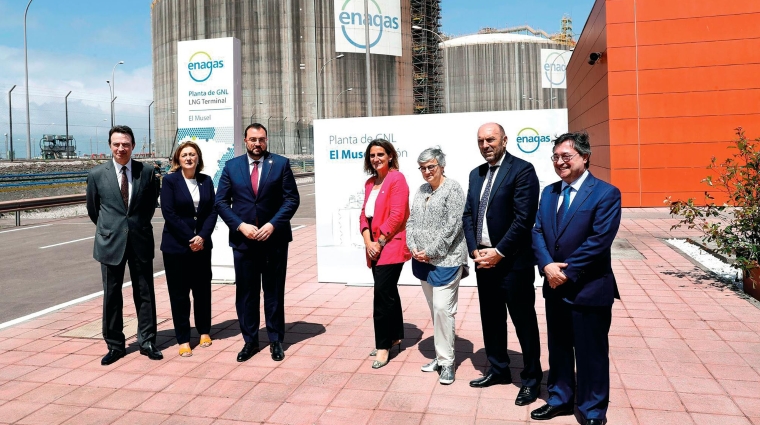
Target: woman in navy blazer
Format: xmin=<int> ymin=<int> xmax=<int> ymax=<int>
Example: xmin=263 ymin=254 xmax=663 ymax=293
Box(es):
xmin=160 ymin=141 xmax=218 ymax=357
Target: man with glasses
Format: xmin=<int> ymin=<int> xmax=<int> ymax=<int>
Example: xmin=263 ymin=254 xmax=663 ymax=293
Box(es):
xmin=530 ymin=132 xmax=621 ymax=425
xmin=86 ymin=125 xmax=161 ymax=365
xmin=462 ymin=123 xmax=543 ymax=407
xmin=215 ymin=123 xmax=300 ymax=362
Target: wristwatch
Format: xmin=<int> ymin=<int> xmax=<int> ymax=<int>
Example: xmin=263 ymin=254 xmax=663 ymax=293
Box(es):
xmin=378 ymin=237 xmax=387 ymax=247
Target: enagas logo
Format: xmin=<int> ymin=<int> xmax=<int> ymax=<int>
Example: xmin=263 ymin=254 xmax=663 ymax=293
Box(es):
xmin=337 ymin=0 xmax=400 ymax=49
xmin=187 ymin=51 xmax=224 ymax=83
xmin=516 ymin=128 xmax=552 ymax=154
xmin=543 ymin=51 xmax=569 ymax=86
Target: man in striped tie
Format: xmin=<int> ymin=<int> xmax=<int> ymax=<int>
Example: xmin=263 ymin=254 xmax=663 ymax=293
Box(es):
xmin=86 ymin=125 xmax=162 ymax=365
xmin=462 ymin=123 xmax=543 ymax=406
xmin=531 ymin=132 xmax=622 ymax=425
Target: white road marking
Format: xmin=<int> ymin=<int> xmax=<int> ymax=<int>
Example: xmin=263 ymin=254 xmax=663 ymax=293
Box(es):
xmin=0 ymin=271 xmax=166 ymax=330
xmin=40 ymin=236 xmax=95 ymax=249
xmin=292 ymin=225 xmax=307 ymax=231
xmin=0 ymin=224 xmax=52 ymax=234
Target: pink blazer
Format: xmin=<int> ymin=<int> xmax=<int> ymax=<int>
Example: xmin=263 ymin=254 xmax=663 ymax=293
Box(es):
xmin=359 ymin=170 xmax=412 ymax=268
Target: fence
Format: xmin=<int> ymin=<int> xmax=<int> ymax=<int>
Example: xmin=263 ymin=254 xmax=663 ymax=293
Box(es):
xmin=1 ymin=88 xmax=156 ymax=160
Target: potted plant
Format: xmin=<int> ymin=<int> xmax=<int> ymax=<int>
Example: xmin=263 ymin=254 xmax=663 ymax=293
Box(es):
xmin=667 ymin=127 xmax=760 ymax=300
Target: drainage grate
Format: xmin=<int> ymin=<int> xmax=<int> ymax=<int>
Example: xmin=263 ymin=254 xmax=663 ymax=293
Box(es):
xmin=612 ymin=238 xmax=645 ymax=260
xmin=58 ymin=317 xmax=168 ymax=340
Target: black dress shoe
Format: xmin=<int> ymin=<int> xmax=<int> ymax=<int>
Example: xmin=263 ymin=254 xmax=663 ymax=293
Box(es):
xmin=270 ymin=341 xmax=284 ymax=361
xmin=515 ymin=385 xmax=540 ymax=406
xmin=101 ymin=349 xmax=125 ymax=366
xmin=237 ymin=342 xmax=260 ymax=362
xmin=586 ymin=419 xmax=606 ymax=425
xmin=469 ymin=372 xmax=510 ymax=388
xmin=139 ymin=342 xmax=163 ymax=360
xmin=530 ymin=403 xmax=574 ymax=420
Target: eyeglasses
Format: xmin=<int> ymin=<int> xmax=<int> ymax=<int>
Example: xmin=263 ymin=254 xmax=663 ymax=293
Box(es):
xmin=418 ymin=164 xmax=439 ymax=172
xmin=246 ymin=137 xmax=267 ymax=143
xmin=550 ymin=153 xmax=578 ymax=163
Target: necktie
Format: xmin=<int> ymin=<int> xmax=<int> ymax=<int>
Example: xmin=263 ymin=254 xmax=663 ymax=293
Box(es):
xmin=476 ymin=165 xmax=498 ymax=246
xmin=250 ymin=160 xmax=259 ymax=196
xmin=556 ymin=185 xmax=572 ymax=225
xmin=120 ymin=166 xmax=129 ymax=209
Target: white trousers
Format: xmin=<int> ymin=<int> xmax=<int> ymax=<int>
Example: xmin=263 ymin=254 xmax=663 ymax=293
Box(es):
xmin=421 ymin=267 xmax=462 ymax=367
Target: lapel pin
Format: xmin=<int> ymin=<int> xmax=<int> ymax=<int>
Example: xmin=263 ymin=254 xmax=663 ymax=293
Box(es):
xmin=268 ymin=160 xmax=273 ymax=164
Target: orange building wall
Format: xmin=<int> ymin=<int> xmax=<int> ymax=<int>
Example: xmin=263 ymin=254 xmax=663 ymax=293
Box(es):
xmin=567 ymin=0 xmax=760 ymax=207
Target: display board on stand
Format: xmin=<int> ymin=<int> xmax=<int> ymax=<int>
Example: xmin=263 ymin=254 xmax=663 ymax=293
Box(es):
xmin=313 ymin=110 xmax=568 ymax=286
xmin=176 ymin=37 xmax=243 ymax=282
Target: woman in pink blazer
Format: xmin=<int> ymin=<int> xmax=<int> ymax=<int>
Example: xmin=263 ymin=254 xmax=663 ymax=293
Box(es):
xmin=360 ymin=139 xmax=412 ymax=369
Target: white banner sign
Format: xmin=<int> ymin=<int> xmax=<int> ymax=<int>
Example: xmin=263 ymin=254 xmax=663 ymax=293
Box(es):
xmin=541 ymin=49 xmax=573 ymax=89
xmin=314 ymin=110 xmax=568 ymax=285
xmin=177 ymin=37 xmax=243 ymax=282
xmin=334 ymin=0 xmax=402 ymax=57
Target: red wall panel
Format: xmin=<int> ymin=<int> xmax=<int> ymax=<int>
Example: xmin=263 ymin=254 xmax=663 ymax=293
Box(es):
xmin=568 ymin=0 xmax=760 ymax=206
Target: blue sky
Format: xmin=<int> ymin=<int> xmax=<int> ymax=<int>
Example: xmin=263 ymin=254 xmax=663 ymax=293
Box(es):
xmin=0 ymin=0 xmax=594 ymax=156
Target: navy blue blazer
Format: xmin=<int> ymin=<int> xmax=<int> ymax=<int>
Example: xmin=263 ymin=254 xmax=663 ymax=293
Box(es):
xmin=532 ymin=172 xmax=622 ymax=306
xmin=160 ymin=171 xmax=218 ymax=255
xmin=214 ymin=151 xmax=300 ymax=249
xmin=462 ymin=153 xmax=540 ymax=270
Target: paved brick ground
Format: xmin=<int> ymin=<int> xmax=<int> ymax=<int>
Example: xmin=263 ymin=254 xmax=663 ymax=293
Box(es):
xmin=0 ymin=208 xmax=759 ymax=424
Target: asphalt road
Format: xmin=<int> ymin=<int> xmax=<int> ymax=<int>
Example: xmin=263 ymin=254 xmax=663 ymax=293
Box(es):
xmin=0 ymin=182 xmax=315 ymax=324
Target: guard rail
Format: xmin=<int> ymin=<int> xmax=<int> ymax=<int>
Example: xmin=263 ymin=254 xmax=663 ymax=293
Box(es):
xmin=0 ymin=172 xmax=314 ymax=227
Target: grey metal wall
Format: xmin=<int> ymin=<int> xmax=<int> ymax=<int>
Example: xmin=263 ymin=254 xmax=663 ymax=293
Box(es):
xmin=444 ymin=40 xmax=572 ymax=113
xmin=151 ymin=0 xmax=414 ymax=157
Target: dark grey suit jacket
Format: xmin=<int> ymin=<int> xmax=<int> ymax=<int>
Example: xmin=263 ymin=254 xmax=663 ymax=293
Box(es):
xmin=86 ymin=159 xmax=159 ymax=266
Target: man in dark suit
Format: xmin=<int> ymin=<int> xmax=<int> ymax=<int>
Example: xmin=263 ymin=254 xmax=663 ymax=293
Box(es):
xmin=215 ymin=123 xmax=300 ymax=362
xmin=462 ymin=122 xmax=543 ymax=406
xmin=86 ymin=125 xmax=162 ymax=365
xmin=530 ymin=132 xmax=621 ymax=425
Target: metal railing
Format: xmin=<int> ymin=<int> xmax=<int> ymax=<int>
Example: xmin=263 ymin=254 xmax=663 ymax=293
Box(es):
xmin=0 ymin=172 xmax=314 ymax=227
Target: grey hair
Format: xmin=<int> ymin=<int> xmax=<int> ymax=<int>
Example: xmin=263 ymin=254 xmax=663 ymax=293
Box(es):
xmin=417 ymin=146 xmax=446 ymax=167
xmin=552 ymin=131 xmax=592 ymax=169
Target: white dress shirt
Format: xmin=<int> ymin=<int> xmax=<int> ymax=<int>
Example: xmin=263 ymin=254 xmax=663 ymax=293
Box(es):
xmin=478 ymin=154 xmax=505 ymax=250
xmin=557 ymin=170 xmax=590 ymax=212
xmin=364 ymin=188 xmax=380 ymax=219
xmin=184 ymin=177 xmax=200 ymax=211
xmin=113 ymin=159 xmax=133 ymax=207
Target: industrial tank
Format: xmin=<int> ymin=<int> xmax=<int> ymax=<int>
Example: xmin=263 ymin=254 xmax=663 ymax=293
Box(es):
xmin=151 ymin=0 xmax=417 ymax=156
xmin=443 ymin=33 xmax=572 ymax=113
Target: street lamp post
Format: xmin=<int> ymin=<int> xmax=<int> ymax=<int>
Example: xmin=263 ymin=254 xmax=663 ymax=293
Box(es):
xmin=65 ymin=91 xmax=71 ymax=142
xmin=549 ymin=49 xmax=573 ymax=109
xmin=107 ymin=80 xmax=113 ymax=127
xmin=317 ymin=54 xmax=344 ymax=119
xmin=334 ymin=88 xmax=353 ymax=118
xmin=24 ymin=0 xmax=34 ymax=159
xmin=412 ymin=25 xmax=449 ymax=113
xmin=364 ymin=0 xmax=372 ymax=117
xmin=111 ymin=61 xmax=124 ymax=125
xmin=8 ymin=85 xmax=16 ymax=161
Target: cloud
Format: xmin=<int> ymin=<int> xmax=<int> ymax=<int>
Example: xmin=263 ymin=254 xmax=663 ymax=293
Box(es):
xmin=0 ymin=44 xmax=154 ymax=157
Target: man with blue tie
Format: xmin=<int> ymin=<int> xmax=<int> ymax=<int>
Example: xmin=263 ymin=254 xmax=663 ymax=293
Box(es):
xmin=531 ymin=132 xmax=621 ymax=425
xmin=215 ymin=123 xmax=300 ymax=362
xmin=462 ymin=123 xmax=543 ymax=406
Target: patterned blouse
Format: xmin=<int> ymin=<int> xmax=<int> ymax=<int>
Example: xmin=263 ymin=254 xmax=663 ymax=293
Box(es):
xmin=406 ymin=177 xmax=468 ymax=268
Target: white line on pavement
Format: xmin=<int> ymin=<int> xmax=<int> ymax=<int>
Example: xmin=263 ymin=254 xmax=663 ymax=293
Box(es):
xmin=39 ymin=236 xmax=95 ymax=249
xmin=292 ymin=225 xmax=307 ymax=231
xmin=0 ymin=271 xmax=166 ymax=330
xmin=0 ymin=224 xmax=52 ymax=235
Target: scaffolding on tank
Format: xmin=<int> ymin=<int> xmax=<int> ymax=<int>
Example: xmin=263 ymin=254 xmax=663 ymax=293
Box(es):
xmin=411 ymin=0 xmax=444 ymax=114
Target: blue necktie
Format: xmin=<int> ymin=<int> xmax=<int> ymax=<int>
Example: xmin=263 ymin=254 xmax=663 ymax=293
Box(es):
xmin=556 ymin=185 xmax=572 ymax=225
xmin=476 ymin=165 xmax=498 ymax=246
